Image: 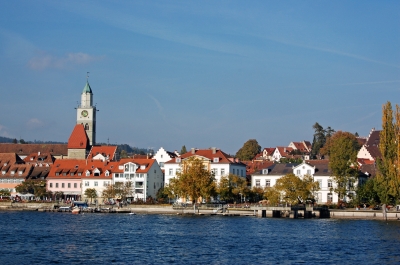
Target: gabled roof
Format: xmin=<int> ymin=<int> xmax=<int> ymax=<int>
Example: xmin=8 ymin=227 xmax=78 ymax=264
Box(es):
xmin=0 ymin=153 xmax=32 ymax=178
xmin=48 ymin=159 xmax=118 ymax=179
xmin=166 ymin=148 xmax=244 ymax=165
xmin=364 ymin=129 xmax=381 ymax=159
xmin=88 ymin=146 xmax=117 ymax=161
xmin=0 ymin=144 xmax=67 ymax=156
xmin=275 ymin=147 xmax=293 ymax=156
xmin=244 ymin=160 xmax=275 ymax=175
xmin=68 ymin=124 xmax=89 ymax=149
xmin=267 ymin=163 xmax=299 ymax=175
xmin=23 ymin=152 xmax=55 ymax=165
xmin=306 ymin=160 xmax=331 ymax=176
xmin=116 ymin=158 xmax=156 ymax=173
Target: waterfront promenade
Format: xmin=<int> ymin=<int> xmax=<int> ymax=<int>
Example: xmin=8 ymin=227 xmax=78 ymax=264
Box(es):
xmin=1 ymin=201 xmax=400 ymax=220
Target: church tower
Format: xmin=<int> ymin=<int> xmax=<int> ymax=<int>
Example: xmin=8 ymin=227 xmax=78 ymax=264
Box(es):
xmin=76 ymin=76 xmax=96 ymax=146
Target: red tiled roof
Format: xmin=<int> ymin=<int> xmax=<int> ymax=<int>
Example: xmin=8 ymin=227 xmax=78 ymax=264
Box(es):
xmin=68 ymin=124 xmax=89 ymax=149
xmin=0 ymin=144 xmax=67 ymax=156
xmin=88 ymin=146 xmax=117 ymax=160
xmin=48 ymin=159 xmax=118 ymax=179
xmin=23 ymin=152 xmax=55 ymax=165
xmin=166 ymin=148 xmax=243 ymax=165
xmin=0 ymin=153 xmax=32 ymax=179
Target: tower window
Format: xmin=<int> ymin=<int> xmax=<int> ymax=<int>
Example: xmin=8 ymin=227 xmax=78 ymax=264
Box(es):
xmin=85 ymin=123 xmax=89 ymax=130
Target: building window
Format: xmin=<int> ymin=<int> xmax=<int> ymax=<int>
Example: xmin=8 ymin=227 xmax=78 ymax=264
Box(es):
xmin=307 ymin=170 xmax=311 ymax=175
xmin=233 ymin=169 xmax=235 ymax=175
xmin=221 ymin=169 xmax=225 ymax=176
xmin=328 ymin=180 xmax=333 ymax=188
xmin=104 ymin=181 xmax=109 ymax=187
xmin=68 ymin=183 xmax=71 ymax=188
xmin=74 ymin=183 xmax=77 ymax=188
xmin=56 ymin=183 xmax=58 ymax=188
xmin=71 ymin=173 xmax=74 ymax=176
xmin=317 ymin=179 xmax=322 ymax=189
xmin=211 ymin=168 xmax=217 ymax=175
xmin=169 ymin=169 xmax=173 ymax=175
xmin=85 ymin=181 xmax=89 ymax=187
xmin=86 ymin=171 xmax=90 ymax=176
xmin=265 ymin=180 xmax=270 ymax=187
xmin=50 ymin=183 xmax=53 ymax=188
xmin=61 ymin=183 xmax=65 ymax=188
xmin=256 ymin=180 xmax=260 ymax=187
xmin=327 ymin=193 xmax=333 ymax=202
xmin=159 ymin=162 xmax=164 ymax=167
xmin=296 ymin=170 xmax=301 ymax=175
xmin=85 ymin=123 xmax=89 ymax=130
xmin=94 ymin=181 xmax=98 ymax=187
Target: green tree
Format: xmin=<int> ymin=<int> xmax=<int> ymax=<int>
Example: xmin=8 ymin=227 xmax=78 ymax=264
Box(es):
xmin=120 ymin=150 xmax=128 ymax=159
xmin=356 ymin=178 xmax=379 ymax=206
xmin=156 ymin=187 xmax=169 ymax=203
xmin=217 ymin=173 xmax=248 ymax=203
xmin=12 ymin=138 xmax=17 ymax=144
xmin=264 ymin=187 xmax=281 ymax=205
xmin=235 ymin=139 xmax=261 ymax=161
xmin=168 ymin=157 xmax=216 ymax=204
xmin=15 ymin=180 xmax=48 ymax=198
xmin=274 ymin=173 xmax=319 ymax=205
xmin=0 ymin=189 xmax=11 ymax=196
xmin=102 ymin=182 xmax=133 ymax=202
xmin=311 ymin=122 xmax=326 ymax=158
xmin=84 ymin=188 xmax=97 ymax=203
xmin=322 ymin=131 xmax=360 ymax=203
xmin=19 ymin=139 xmax=26 ymax=144
xmin=180 ymin=145 xmax=187 ymax=154
xmin=375 ymin=102 xmax=400 ymax=204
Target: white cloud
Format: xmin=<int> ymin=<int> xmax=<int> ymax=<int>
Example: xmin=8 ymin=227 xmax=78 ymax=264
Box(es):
xmin=28 ymin=52 xmax=103 ymax=70
xmin=0 ymin=124 xmax=12 ymax=137
xmin=26 ymin=118 xmax=44 ymax=129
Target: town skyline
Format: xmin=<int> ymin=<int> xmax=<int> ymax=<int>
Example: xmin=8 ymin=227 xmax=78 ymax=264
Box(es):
xmin=0 ymin=1 xmax=398 ymax=154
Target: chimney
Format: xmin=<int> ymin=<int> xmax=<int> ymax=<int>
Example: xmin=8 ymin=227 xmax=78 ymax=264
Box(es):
xmin=38 ymin=151 xmax=41 ymax=156
xmin=212 ymin=147 xmax=216 ymax=154
xmin=284 ymin=147 xmax=286 ymax=153
xmin=191 ymin=148 xmax=195 ymax=154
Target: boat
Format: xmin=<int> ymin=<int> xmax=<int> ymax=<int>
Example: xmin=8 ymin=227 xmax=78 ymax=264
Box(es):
xmin=71 ymin=206 xmax=81 ymax=214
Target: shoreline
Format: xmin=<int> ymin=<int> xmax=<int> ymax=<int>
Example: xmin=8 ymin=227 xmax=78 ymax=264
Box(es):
xmin=1 ymin=202 xmax=399 ymax=220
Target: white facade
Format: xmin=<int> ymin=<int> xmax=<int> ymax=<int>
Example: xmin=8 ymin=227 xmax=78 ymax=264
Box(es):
xmin=112 ymin=160 xmax=163 ymax=201
xmin=251 ymin=161 xmax=360 ymax=204
xmin=357 ymin=145 xmax=374 ymax=160
xmin=153 ymin=147 xmax=177 ymax=170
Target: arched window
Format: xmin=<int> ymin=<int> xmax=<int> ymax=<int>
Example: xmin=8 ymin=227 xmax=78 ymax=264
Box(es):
xmin=85 ymin=123 xmax=89 ymax=130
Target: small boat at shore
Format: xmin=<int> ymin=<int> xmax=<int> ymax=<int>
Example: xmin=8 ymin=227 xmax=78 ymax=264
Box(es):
xmin=71 ymin=206 xmax=81 ymax=214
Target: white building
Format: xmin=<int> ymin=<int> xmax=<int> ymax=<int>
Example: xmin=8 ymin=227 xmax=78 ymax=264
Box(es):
xmin=112 ymin=158 xmax=163 ymax=201
xmin=251 ymin=160 xmax=366 ymax=204
xmin=164 ymin=148 xmax=247 ymax=187
xmin=152 ymin=147 xmax=179 ymax=171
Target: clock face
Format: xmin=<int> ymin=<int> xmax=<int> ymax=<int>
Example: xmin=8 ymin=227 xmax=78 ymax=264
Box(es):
xmin=81 ymin=110 xmax=88 ymax=117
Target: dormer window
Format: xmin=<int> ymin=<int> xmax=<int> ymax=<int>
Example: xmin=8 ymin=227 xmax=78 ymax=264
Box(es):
xmin=140 ymin=165 xmax=146 ymax=170
xmin=105 ymin=171 xmax=109 ymax=177
xmin=86 ymin=171 xmax=90 ymax=176
xmin=3 ymin=163 xmax=7 ymax=167
xmin=11 ymin=171 xmax=15 ymax=175
xmin=213 ymin=157 xmax=219 ymax=163
xmin=176 ymin=158 xmax=181 ymax=163
xmin=19 ymin=170 xmax=23 ymax=175
xmin=263 ymin=169 xmax=268 ymax=174
xmin=1 ymin=170 xmax=5 ymax=175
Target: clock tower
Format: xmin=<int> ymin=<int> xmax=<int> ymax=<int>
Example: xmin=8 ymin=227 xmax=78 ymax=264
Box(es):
xmin=76 ymin=78 xmax=96 ymax=146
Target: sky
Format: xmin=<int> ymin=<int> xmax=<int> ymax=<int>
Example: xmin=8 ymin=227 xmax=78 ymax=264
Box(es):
xmin=0 ymin=1 xmax=399 ymax=154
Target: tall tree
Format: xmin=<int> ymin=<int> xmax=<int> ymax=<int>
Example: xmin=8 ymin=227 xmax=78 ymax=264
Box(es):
xmin=235 ymin=139 xmax=261 ymax=161
xmin=168 ymin=157 xmax=216 ymax=204
xmin=217 ymin=174 xmax=248 ymax=203
xmin=322 ymin=131 xmax=360 ymax=202
xmin=84 ymin=188 xmax=97 ymax=203
xmin=180 ymin=145 xmax=187 ymax=154
xmin=274 ymin=173 xmax=319 ymax=205
xmin=375 ymin=102 xmax=400 ymax=204
xmin=311 ymin=122 xmax=326 ymax=158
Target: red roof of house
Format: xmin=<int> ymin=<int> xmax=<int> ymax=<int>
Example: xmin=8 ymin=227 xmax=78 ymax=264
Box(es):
xmin=88 ymin=146 xmax=117 ymax=160
xmin=0 ymin=143 xmax=67 ymax=156
xmin=166 ymin=148 xmax=244 ymax=165
xmin=68 ymin=124 xmax=89 ymax=149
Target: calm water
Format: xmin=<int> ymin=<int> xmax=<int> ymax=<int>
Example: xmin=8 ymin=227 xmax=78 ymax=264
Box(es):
xmin=1 ymin=211 xmax=399 ymax=264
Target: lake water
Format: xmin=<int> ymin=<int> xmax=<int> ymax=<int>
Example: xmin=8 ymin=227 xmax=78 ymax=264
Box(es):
xmin=1 ymin=211 xmax=399 ymax=264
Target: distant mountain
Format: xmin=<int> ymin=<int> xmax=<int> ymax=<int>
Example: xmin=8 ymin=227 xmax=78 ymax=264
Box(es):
xmin=0 ymin=136 xmax=14 ymax=143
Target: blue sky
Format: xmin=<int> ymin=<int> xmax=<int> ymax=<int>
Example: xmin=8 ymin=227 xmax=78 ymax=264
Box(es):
xmin=0 ymin=1 xmax=399 ymax=154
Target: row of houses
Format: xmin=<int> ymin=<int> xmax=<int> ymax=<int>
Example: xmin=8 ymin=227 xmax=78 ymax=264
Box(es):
xmin=0 ymin=78 xmax=382 ymax=204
